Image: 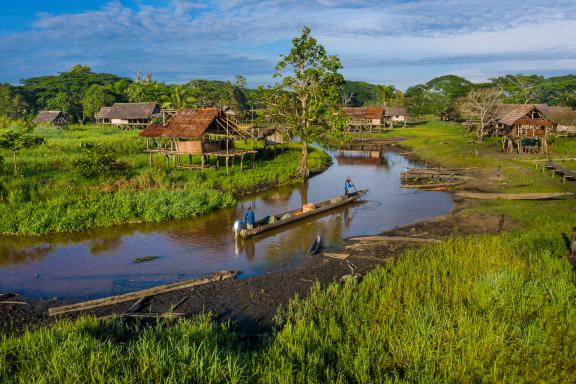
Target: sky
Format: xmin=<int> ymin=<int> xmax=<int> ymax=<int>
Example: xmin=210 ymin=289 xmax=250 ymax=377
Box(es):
xmin=1 ymin=0 xmax=576 ymax=89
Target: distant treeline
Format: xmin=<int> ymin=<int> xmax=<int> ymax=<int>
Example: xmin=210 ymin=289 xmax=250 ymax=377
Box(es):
xmin=2 ymin=65 xmax=576 ymax=123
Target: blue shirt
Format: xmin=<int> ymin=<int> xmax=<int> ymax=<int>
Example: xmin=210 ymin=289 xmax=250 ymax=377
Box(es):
xmin=244 ymin=210 xmax=255 ymax=225
xmin=345 ymin=181 xmax=353 ymax=193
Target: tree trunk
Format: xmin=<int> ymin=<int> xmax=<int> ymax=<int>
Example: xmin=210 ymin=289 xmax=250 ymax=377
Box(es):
xmin=298 ymin=141 xmax=309 ymax=177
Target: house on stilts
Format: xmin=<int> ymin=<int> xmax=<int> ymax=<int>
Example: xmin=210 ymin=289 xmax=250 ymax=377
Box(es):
xmin=140 ymin=107 xmax=257 ymax=174
xmin=107 ymin=102 xmax=160 ymax=129
xmin=496 ymin=104 xmax=553 ymax=154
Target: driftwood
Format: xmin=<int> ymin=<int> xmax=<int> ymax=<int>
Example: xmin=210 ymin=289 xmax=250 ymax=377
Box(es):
xmin=98 ymin=312 xmax=185 ymax=321
xmin=170 ymin=296 xmax=189 ymax=312
xmin=0 ymin=293 xmax=16 ymax=301
xmin=456 ymin=192 xmax=573 ymax=200
xmin=49 ymin=271 xmax=237 ymax=317
xmin=323 ymin=252 xmax=350 ymax=260
xmin=128 ymin=296 xmax=150 ymax=313
xmin=349 ymin=236 xmax=442 ymax=244
xmin=0 ymin=301 xmax=29 ymax=305
xmin=400 ymin=182 xmax=465 ymax=190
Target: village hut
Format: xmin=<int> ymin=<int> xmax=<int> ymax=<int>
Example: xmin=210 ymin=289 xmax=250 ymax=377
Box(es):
xmin=140 ymin=108 xmax=257 ymax=173
xmin=495 ymin=104 xmax=553 ymax=154
xmin=384 ymin=106 xmax=408 ymax=127
xmin=540 ymin=105 xmax=576 ymax=136
xmin=108 ymin=102 xmax=160 ymax=128
xmin=343 ymin=107 xmax=386 ymax=132
xmin=32 ymin=111 xmax=68 ymax=127
xmin=94 ymin=106 xmax=112 ymax=126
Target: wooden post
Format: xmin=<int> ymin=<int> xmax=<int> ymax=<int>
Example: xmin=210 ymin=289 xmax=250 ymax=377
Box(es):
xmin=240 ymin=154 xmax=244 ymax=173
xmin=225 ymin=156 xmax=229 ymax=176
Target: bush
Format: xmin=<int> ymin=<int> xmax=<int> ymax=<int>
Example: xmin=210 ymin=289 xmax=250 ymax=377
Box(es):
xmin=73 ymin=141 xmax=127 ymax=178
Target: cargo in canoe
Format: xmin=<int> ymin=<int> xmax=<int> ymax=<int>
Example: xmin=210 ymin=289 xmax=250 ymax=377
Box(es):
xmin=237 ymin=189 xmax=368 ymax=238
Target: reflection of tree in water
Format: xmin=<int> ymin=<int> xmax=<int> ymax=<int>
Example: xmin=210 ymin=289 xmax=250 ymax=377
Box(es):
xmin=299 ymin=180 xmax=309 ymax=206
xmin=0 ymin=242 xmax=55 ymax=267
xmin=259 ymin=187 xmax=295 ymax=203
xmin=89 ymin=236 xmax=123 ymax=256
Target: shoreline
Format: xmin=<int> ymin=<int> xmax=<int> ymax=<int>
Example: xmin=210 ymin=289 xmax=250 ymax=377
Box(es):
xmin=2 ymin=194 xmax=493 ymax=337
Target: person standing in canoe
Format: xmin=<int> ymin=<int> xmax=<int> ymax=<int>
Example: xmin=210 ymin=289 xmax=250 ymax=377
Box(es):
xmin=244 ymin=206 xmax=255 ymax=230
xmin=344 ymin=177 xmax=355 ymax=196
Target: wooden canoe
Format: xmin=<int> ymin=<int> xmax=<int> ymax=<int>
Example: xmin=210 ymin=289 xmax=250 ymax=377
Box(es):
xmin=239 ymin=189 xmax=368 ymax=238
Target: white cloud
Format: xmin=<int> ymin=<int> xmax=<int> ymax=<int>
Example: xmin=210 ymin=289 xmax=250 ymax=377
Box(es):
xmin=0 ymin=0 xmax=575 ymax=88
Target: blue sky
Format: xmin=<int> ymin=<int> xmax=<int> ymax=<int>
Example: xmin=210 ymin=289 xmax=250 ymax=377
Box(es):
xmin=1 ymin=0 xmax=576 ymax=89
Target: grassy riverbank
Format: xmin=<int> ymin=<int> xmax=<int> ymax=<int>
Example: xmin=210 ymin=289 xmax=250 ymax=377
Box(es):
xmin=2 ymin=121 xmax=575 ymax=382
xmin=0 ymin=125 xmax=330 ymax=235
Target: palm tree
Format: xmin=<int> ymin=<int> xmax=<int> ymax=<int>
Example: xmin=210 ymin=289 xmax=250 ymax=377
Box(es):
xmin=161 ymin=86 xmax=197 ymax=109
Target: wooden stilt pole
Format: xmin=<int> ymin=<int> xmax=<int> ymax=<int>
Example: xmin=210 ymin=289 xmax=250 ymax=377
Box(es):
xmin=225 ymin=156 xmax=229 ymax=176
xmin=240 ymin=154 xmax=244 ymax=173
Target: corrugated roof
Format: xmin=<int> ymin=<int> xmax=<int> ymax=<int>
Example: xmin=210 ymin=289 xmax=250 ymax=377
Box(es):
xmin=139 ymin=108 xmax=222 ymax=139
xmin=33 ymin=111 xmax=66 ymax=124
xmin=344 ymin=107 xmax=385 ymax=120
xmin=108 ymin=102 xmax=159 ymax=119
xmin=95 ymin=106 xmax=111 ymax=119
xmin=384 ymin=107 xmax=407 ymax=117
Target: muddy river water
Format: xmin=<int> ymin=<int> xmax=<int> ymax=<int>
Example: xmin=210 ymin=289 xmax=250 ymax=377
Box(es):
xmin=0 ymin=147 xmax=453 ymax=299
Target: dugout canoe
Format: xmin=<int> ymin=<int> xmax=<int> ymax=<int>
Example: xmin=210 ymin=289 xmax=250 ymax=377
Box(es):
xmin=238 ymin=189 xmax=368 ymax=238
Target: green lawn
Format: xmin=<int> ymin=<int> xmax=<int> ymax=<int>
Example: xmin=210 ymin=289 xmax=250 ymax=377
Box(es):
xmin=0 ymin=124 xmax=329 ymax=235
xmin=2 ymin=121 xmax=575 ymax=383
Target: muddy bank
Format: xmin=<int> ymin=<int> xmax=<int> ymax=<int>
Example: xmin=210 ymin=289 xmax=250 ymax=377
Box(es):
xmin=0 ymin=197 xmax=508 ymax=337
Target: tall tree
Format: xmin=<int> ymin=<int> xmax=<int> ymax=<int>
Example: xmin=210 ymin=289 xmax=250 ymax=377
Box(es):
xmin=82 ymin=85 xmax=115 ymax=120
xmin=491 ymin=74 xmax=543 ymax=104
xmin=263 ymin=27 xmax=348 ymax=177
xmin=456 ymin=88 xmax=502 ymax=143
xmin=160 ymin=86 xmax=197 ymax=109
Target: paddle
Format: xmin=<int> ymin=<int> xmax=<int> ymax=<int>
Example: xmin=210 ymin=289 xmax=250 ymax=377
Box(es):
xmin=347 ymin=176 xmax=358 ymax=193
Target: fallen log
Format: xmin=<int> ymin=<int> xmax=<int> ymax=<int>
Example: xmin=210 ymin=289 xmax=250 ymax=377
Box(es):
xmin=98 ymin=312 xmax=186 ymax=321
xmin=0 ymin=293 xmax=16 ymax=301
xmin=49 ymin=271 xmax=237 ymax=317
xmin=455 ymin=192 xmax=573 ymax=200
xmin=348 ymin=236 xmax=442 ymax=244
xmin=128 ymin=296 xmax=150 ymax=314
xmin=323 ymin=252 xmax=350 ymax=260
xmin=0 ymin=301 xmax=29 ymax=305
xmin=401 ymin=181 xmax=466 ymax=189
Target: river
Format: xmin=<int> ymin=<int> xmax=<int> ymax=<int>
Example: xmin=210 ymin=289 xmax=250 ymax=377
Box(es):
xmin=0 ymin=147 xmax=453 ymax=299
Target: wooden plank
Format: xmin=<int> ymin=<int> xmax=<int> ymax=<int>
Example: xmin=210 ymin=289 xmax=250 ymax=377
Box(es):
xmin=98 ymin=312 xmax=186 ymax=320
xmin=49 ymin=271 xmax=237 ymax=316
xmin=348 ymin=236 xmax=442 ymax=244
xmin=323 ymin=252 xmax=350 ymax=260
xmin=456 ymin=192 xmax=573 ymax=200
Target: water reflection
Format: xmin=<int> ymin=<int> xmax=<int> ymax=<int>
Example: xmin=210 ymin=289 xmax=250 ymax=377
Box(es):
xmin=0 ymin=148 xmax=453 ymax=299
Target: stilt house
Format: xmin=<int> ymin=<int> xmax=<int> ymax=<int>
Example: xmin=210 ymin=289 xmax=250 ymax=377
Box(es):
xmin=32 ymin=111 xmax=68 ymax=127
xmin=108 ymin=102 xmax=160 ymax=128
xmin=541 ymin=106 xmax=576 ymax=136
xmin=140 ymin=108 xmax=257 ymax=173
xmin=95 ymin=107 xmax=112 ymax=126
xmin=343 ymin=107 xmax=386 ymax=132
xmin=384 ymin=107 xmax=408 ymax=127
xmin=496 ymin=104 xmax=553 ymax=154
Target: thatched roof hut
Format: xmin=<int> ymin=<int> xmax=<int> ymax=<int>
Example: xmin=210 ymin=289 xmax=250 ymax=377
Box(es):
xmin=32 ymin=111 xmax=68 ymax=127
xmin=495 ymin=104 xmax=552 ymax=154
xmin=108 ymin=102 xmax=160 ymax=128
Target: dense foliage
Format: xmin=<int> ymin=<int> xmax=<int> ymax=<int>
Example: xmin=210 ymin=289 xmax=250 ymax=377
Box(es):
xmin=262 ymin=27 xmax=348 ymax=177
xmin=0 ymin=125 xmax=329 ymax=235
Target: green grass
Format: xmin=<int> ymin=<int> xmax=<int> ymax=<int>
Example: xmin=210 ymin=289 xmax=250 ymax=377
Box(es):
xmin=2 ymin=121 xmax=576 ymax=382
xmin=0 ymin=125 xmax=330 ymax=235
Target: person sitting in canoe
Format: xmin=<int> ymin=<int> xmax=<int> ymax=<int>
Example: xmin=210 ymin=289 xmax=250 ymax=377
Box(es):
xmin=244 ymin=206 xmax=255 ymax=230
xmin=344 ymin=177 xmax=355 ymax=196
